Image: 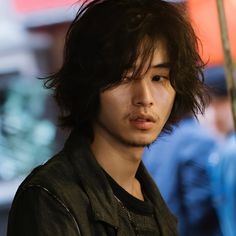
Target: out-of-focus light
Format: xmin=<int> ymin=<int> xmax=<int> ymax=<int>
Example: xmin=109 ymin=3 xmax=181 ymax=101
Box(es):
xmin=14 ymin=0 xmax=78 ymax=13
xmin=0 ymin=0 xmax=30 ymax=52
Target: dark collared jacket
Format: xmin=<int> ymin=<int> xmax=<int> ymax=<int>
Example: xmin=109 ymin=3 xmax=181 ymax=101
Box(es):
xmin=7 ymin=130 xmax=178 ymax=236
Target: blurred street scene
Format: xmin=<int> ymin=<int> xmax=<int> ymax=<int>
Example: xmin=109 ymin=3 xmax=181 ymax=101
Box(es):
xmin=0 ymin=0 xmax=78 ymax=235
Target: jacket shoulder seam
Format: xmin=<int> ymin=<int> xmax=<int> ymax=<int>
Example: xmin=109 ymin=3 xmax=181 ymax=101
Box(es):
xmin=23 ymin=184 xmax=82 ymax=236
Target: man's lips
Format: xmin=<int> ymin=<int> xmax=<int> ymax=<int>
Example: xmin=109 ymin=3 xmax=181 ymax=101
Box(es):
xmin=129 ymin=114 xmax=156 ymax=130
xmin=129 ymin=113 xmax=156 ymax=122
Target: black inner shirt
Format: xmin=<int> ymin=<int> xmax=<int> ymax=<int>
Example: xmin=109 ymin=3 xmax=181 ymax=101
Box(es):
xmin=104 ymin=170 xmax=161 ymax=235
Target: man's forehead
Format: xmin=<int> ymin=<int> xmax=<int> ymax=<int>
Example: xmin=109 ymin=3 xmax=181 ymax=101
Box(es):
xmin=133 ymin=40 xmax=170 ymax=71
xmin=151 ymin=40 xmax=169 ymax=65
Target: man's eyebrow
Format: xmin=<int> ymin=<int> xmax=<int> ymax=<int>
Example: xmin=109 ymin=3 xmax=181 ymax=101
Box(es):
xmin=151 ymin=62 xmax=171 ymax=68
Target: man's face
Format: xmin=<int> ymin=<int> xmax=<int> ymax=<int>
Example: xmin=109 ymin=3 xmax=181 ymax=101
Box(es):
xmin=94 ymin=40 xmax=176 ymax=147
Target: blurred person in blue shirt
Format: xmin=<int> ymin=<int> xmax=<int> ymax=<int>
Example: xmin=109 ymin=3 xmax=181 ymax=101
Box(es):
xmin=205 ymin=66 xmax=236 ymax=236
xmin=143 ymin=115 xmax=222 ymax=236
xmin=209 ymin=134 xmax=236 ymax=236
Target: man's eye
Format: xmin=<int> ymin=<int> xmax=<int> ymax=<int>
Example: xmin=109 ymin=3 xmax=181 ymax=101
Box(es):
xmin=152 ymin=75 xmax=166 ymax=81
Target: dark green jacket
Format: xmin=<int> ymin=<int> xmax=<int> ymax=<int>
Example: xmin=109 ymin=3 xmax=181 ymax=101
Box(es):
xmin=7 ymin=130 xmax=178 ymax=236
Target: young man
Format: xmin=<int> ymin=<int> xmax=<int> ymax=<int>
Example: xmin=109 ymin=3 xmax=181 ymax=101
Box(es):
xmin=7 ymin=0 xmax=207 ymax=235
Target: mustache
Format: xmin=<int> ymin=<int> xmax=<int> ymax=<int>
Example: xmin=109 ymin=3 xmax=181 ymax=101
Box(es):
xmin=125 ymin=111 xmax=159 ymax=123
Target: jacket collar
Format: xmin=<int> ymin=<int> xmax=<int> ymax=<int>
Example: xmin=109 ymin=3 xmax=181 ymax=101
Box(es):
xmin=137 ymin=164 xmax=179 ymax=235
xmin=64 ymin=129 xmax=120 ymax=228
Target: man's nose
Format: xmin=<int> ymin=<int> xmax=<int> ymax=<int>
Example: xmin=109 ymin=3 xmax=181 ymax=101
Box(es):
xmin=132 ymin=79 xmax=154 ymax=107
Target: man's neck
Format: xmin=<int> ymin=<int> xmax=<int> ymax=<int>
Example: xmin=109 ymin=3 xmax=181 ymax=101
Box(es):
xmin=90 ymin=128 xmax=145 ymax=200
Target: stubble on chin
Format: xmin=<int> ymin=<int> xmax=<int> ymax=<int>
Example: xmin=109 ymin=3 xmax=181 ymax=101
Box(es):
xmin=96 ymin=118 xmax=158 ymax=148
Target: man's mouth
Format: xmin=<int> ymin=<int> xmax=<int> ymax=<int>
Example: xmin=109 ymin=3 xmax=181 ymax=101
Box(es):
xmin=129 ymin=113 xmax=156 ymax=122
xmin=129 ymin=114 xmax=156 ymax=130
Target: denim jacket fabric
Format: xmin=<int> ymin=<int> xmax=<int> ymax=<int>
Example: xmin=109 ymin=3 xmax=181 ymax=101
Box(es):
xmin=208 ymin=134 xmax=236 ymax=236
xmin=7 ymin=129 xmax=178 ymax=236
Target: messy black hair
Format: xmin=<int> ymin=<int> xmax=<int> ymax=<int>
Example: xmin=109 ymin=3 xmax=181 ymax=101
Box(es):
xmin=44 ymin=0 xmax=208 ymax=140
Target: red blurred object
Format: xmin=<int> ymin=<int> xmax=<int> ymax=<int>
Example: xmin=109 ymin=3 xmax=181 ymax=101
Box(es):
xmin=14 ymin=0 xmax=78 ymax=13
xmin=187 ymin=0 xmax=236 ymax=65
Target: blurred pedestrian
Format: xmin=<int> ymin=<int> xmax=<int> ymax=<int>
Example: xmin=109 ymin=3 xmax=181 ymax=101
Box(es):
xmin=143 ymin=114 xmax=222 ymax=236
xmin=206 ymin=66 xmax=236 ymax=236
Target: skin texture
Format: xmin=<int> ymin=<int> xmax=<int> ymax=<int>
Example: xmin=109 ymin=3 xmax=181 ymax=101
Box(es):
xmin=91 ymin=40 xmax=176 ymax=200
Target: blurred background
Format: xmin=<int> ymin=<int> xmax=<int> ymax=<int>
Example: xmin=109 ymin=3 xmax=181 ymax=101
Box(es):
xmin=0 ymin=0 xmax=78 ymax=234
xmin=0 ymin=0 xmax=235 ymax=236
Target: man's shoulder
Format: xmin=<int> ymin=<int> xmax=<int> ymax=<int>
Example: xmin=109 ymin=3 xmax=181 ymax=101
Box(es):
xmin=15 ymin=150 xmax=84 ymax=204
xmin=22 ymin=151 xmax=73 ymax=186
xmin=8 ymin=150 xmax=89 ymax=236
